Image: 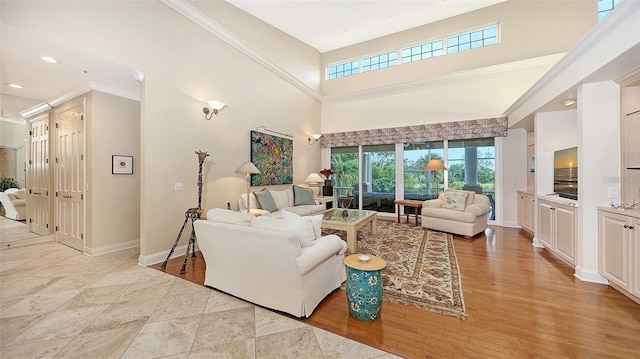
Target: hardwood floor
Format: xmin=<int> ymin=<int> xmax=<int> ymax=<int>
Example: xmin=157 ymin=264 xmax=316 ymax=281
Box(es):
xmin=152 ymin=225 xmax=640 ymax=358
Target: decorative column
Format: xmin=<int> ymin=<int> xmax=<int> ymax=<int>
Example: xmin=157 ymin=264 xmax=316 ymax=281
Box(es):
xmin=463 ymin=146 xmax=482 ymax=194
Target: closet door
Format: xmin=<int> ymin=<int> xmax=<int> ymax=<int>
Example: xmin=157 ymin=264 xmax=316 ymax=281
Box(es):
xmin=28 ymin=113 xmax=51 ymax=235
xmin=54 ymin=99 xmax=85 ymax=251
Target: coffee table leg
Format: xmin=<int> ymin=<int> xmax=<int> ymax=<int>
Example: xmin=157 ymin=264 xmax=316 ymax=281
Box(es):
xmin=346 ymin=227 xmax=356 ymax=253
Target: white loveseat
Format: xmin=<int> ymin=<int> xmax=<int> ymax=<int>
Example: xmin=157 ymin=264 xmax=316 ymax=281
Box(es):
xmin=0 ymin=188 xmax=27 ymax=220
xmin=194 ymin=208 xmax=347 ymax=318
xmin=238 ymin=186 xmax=325 ymax=217
xmin=421 ymin=189 xmax=491 ymax=237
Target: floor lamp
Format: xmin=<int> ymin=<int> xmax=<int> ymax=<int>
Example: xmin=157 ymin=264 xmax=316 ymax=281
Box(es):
xmin=424 ymin=159 xmax=447 ymax=198
xmin=235 ymin=161 xmax=260 ymax=212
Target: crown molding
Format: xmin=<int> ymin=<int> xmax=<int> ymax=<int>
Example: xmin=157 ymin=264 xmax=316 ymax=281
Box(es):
xmin=0 ymin=118 xmax=27 ymax=126
xmin=323 ymin=53 xmax=564 ymax=103
xmin=19 ymin=81 xmax=140 ymax=119
xmin=161 ymin=0 xmax=321 ymax=101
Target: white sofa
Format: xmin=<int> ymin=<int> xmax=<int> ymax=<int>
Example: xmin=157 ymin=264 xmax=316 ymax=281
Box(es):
xmin=421 ymin=189 xmax=491 ymax=237
xmin=238 ymin=187 xmax=325 ymax=217
xmin=194 ymin=208 xmax=347 ymax=318
xmin=0 ymin=188 xmax=27 ymax=220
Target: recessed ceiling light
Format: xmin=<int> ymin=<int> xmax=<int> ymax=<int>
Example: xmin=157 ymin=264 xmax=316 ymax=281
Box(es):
xmin=6 ymin=83 xmax=23 ymax=89
xmin=41 ymin=56 xmax=58 ymax=63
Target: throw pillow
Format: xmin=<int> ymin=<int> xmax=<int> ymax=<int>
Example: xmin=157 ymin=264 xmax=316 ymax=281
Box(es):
xmin=205 ymin=208 xmax=255 ymax=226
xmin=251 ymin=215 xmax=316 ymax=247
xmin=282 ymin=210 xmax=323 ymax=239
xmin=253 ymin=188 xmax=278 ymax=213
xmin=443 ymin=190 xmax=468 ymax=211
xmin=293 ymin=185 xmax=315 ymax=206
xmin=269 ymin=190 xmax=290 ymax=210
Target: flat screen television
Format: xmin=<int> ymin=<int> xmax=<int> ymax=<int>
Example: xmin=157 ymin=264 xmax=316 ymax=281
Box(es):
xmin=554 ymin=146 xmax=578 ymax=200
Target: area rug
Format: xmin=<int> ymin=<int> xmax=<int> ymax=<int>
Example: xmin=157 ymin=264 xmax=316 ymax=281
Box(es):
xmin=324 ymin=221 xmax=466 ymax=319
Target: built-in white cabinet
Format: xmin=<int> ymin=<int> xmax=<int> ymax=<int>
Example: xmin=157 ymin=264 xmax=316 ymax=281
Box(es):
xmin=517 ymin=190 xmax=535 ymax=234
xmin=537 ymin=197 xmax=577 ymax=266
xmin=598 ymin=207 xmax=640 ymax=303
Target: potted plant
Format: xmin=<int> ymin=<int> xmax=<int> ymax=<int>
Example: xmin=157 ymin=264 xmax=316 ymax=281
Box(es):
xmin=0 ymin=177 xmax=20 ymax=192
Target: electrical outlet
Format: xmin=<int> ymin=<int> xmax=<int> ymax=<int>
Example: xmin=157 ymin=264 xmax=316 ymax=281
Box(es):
xmin=608 ymin=186 xmax=619 ymax=198
xmin=174 ymin=183 xmax=183 ymax=191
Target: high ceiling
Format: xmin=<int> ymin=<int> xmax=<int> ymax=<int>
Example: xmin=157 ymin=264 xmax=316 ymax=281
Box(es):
xmin=226 ymin=0 xmax=505 ymax=53
xmin=0 ymin=0 xmax=504 ymax=122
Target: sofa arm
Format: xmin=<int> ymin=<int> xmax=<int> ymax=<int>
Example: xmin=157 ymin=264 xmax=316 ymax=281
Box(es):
xmin=423 ymin=199 xmax=444 ymax=209
xmin=296 ymin=235 xmax=346 ymax=275
xmin=465 ymin=203 xmax=490 ymax=216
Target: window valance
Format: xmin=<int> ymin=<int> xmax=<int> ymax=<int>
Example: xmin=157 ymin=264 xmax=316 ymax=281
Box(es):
xmin=320 ymin=116 xmax=507 ymax=148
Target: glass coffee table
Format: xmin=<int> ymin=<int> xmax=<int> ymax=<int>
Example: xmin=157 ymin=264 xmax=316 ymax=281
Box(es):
xmin=320 ymin=209 xmax=378 ymax=253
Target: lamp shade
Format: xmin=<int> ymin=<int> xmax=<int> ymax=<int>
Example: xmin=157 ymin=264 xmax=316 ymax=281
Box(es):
xmin=424 ymin=159 xmax=447 ymax=171
xmin=235 ymin=161 xmax=260 ymax=175
xmin=304 ymin=173 xmax=323 ymax=183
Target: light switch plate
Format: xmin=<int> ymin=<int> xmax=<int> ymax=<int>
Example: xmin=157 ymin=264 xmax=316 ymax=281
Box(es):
xmin=608 ymin=186 xmax=619 ymax=198
xmin=174 ymin=183 xmax=183 ymax=191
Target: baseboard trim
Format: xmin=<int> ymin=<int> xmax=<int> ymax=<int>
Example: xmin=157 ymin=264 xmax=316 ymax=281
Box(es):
xmin=139 ymin=245 xmax=200 ymax=266
xmin=501 ymin=221 xmax=520 ymax=228
xmin=86 ymin=239 xmax=139 ymax=257
xmin=574 ymin=266 xmax=609 ymax=284
xmin=532 ymin=237 xmax=544 ymax=248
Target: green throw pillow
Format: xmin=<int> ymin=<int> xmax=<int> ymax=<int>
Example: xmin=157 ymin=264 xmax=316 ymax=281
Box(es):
xmin=253 ymin=188 xmax=278 ymax=212
xmin=293 ymin=185 xmax=315 ymax=206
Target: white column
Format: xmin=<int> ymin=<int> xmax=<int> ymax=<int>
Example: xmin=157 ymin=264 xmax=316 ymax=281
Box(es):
xmin=463 ymin=146 xmax=482 ymax=193
xmin=576 ymin=81 xmax=619 ymax=284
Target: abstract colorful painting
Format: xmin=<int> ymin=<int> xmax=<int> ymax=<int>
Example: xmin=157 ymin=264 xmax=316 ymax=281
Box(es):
xmin=250 ymin=130 xmax=293 ymax=185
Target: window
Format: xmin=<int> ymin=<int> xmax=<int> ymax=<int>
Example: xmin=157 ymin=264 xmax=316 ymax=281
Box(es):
xmin=401 ymin=40 xmax=444 ymax=64
xmin=403 ymin=142 xmax=444 ymax=199
xmin=447 ymin=25 xmax=497 ymax=54
xmin=326 ymin=24 xmax=500 ymax=80
xmin=598 ymin=0 xmax=622 ymax=20
xmin=362 ymin=51 xmax=398 ymax=72
xmin=327 ymin=61 xmax=360 ymax=80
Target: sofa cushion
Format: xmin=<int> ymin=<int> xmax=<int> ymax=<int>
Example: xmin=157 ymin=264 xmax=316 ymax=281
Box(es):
xmin=282 ymin=210 xmax=323 ymax=239
xmin=281 ymin=205 xmax=325 ymax=216
xmin=422 ymin=207 xmax=476 ymax=223
xmin=443 ymin=190 xmax=468 ymax=211
xmin=254 ymin=188 xmax=278 ymax=212
xmin=270 ymin=189 xmax=291 ymax=209
xmin=206 ymin=208 xmax=255 ymax=226
xmin=251 ymin=215 xmax=316 ymax=247
xmin=293 ymin=185 xmax=315 ymax=206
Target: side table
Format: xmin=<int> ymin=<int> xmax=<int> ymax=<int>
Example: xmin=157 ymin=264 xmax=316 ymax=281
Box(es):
xmin=394 ymin=199 xmax=423 ymax=226
xmin=344 ymin=254 xmax=387 ymax=321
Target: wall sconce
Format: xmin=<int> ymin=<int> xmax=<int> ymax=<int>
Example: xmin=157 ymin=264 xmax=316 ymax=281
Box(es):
xmin=562 ymin=99 xmax=576 ymax=107
xmin=308 ymin=133 xmax=322 ymax=145
xmin=203 ymin=100 xmax=226 ymax=120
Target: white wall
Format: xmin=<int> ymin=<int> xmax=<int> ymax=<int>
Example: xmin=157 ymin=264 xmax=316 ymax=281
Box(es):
xmin=499 ymin=128 xmax=528 ymax=227
xmin=88 ymin=91 xmax=141 ymax=252
xmin=575 ymin=81 xmax=620 ymax=283
xmin=2 ymin=1 xmax=323 ymax=257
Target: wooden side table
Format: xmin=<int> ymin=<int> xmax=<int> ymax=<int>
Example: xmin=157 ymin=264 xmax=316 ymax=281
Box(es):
xmin=344 ymin=254 xmax=387 ymax=321
xmin=394 ymin=199 xmax=423 ymax=226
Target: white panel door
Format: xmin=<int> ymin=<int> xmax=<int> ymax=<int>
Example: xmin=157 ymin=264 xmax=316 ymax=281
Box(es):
xmin=28 ymin=114 xmax=51 ymax=235
xmin=55 ymin=101 xmax=85 ymax=251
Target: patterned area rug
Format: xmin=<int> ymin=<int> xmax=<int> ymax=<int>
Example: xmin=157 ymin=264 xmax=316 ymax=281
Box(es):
xmin=324 ymin=221 xmax=466 ymax=319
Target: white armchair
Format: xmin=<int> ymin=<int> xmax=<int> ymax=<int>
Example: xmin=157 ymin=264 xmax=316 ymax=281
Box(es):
xmin=0 ymin=188 xmax=27 ymax=220
xmin=194 ymin=209 xmax=347 ymax=318
xmin=421 ymin=189 xmax=490 ymax=237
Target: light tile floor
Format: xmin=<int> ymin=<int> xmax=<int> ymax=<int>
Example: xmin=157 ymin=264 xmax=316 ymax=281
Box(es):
xmin=0 ymin=222 xmax=399 ymax=358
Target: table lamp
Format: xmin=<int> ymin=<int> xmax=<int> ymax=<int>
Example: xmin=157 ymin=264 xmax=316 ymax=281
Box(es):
xmin=235 ymin=161 xmax=260 ymax=212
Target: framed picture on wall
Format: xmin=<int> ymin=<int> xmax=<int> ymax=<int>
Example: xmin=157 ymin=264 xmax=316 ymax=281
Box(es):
xmin=250 ymin=130 xmax=293 ymax=185
xmin=112 ymin=155 xmax=133 ymax=175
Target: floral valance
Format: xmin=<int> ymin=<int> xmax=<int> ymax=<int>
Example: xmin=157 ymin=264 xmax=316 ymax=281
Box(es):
xmin=320 ymin=116 xmax=508 ymax=148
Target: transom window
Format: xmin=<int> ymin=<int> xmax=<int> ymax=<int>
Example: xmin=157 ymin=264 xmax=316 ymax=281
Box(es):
xmin=362 ymin=51 xmax=398 ymax=72
xmin=447 ymin=26 xmax=497 ymax=54
xmin=327 ymin=61 xmax=360 ymax=80
xmin=598 ymin=0 xmax=622 ymax=20
xmin=326 ymin=24 xmax=499 ymax=80
xmin=401 ymin=40 xmax=444 ymax=64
